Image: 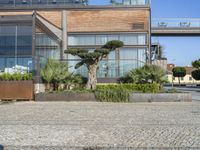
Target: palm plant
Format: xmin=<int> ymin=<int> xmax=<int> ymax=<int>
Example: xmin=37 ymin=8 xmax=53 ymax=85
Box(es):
xmin=120 ymin=64 xmax=168 ymax=85
xmin=40 ymin=59 xmax=55 ymax=91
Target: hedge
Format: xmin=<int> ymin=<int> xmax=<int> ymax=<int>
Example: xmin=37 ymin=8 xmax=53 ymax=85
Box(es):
xmin=96 ymin=83 xmax=160 ymax=93
xmin=95 ymin=89 xmax=129 ymax=103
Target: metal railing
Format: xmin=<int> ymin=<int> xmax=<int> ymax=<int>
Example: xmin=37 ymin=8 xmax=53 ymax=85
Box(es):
xmin=0 ymin=0 xmax=150 ymax=7
xmin=0 ymin=0 xmax=87 ymax=7
xmin=152 ymin=18 xmax=200 ymax=28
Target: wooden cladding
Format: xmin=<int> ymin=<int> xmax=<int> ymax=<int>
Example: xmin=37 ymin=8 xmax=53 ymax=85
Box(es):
xmin=0 ymin=9 xmax=149 ymax=33
xmin=38 ymin=11 xmax=62 ymax=28
xmin=67 ymin=10 xmax=149 ymax=32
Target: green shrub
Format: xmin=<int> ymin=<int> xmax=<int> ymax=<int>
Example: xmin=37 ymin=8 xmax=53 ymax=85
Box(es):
xmin=96 ymin=83 xmax=160 ymax=93
xmin=0 ymin=73 xmax=11 ymax=81
xmin=95 ymin=89 xmax=129 ymax=102
xmin=22 ymin=73 xmax=33 ymax=80
xmin=0 ymin=73 xmax=32 ymax=81
xmin=11 ymin=73 xmax=23 ymax=81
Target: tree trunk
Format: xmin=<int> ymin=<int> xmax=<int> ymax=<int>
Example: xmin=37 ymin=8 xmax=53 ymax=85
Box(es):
xmin=178 ymin=77 xmax=180 ymax=86
xmin=86 ymin=64 xmax=97 ymax=90
xmin=46 ymin=83 xmax=52 ymax=92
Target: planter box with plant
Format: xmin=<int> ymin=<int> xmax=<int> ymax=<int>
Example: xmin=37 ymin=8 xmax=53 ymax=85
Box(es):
xmin=0 ymin=73 xmax=33 ymax=100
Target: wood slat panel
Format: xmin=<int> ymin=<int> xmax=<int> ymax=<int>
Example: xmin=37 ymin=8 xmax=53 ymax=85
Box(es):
xmin=67 ymin=10 xmax=149 ymax=32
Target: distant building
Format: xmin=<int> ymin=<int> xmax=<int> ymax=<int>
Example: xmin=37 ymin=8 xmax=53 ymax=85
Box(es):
xmin=152 ymin=59 xmax=167 ymax=71
xmin=167 ymin=64 xmax=200 ymax=85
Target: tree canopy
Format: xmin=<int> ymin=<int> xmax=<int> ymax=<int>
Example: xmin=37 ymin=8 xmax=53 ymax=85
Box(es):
xmin=192 ymin=59 xmax=200 ymax=70
xmin=192 ymin=58 xmax=200 ymax=80
xmin=172 ymin=67 xmax=186 ymax=85
xmin=65 ymin=40 xmax=124 ymax=90
xmin=172 ymin=67 xmax=186 ymax=78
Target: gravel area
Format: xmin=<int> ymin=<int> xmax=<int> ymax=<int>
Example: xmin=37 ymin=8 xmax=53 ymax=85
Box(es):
xmin=0 ymin=102 xmax=200 ymax=149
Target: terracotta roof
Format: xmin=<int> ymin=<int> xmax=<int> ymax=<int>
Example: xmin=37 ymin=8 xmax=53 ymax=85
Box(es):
xmin=167 ymin=64 xmax=175 ymax=72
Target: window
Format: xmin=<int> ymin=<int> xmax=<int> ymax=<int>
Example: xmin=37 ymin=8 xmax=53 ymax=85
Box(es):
xmin=123 ymin=0 xmax=147 ymax=5
xmin=120 ymin=34 xmax=137 ymax=45
xmin=119 ymin=60 xmax=138 ymax=76
xmin=108 ymin=35 xmax=119 ymax=41
xmin=68 ymin=34 xmax=147 ymax=46
xmin=68 ymin=35 xmax=95 ymax=46
xmin=138 ymin=48 xmax=146 ymax=63
xmin=96 ymin=35 xmax=107 ymax=45
xmin=181 ymin=77 xmax=184 ymax=81
xmin=120 ymin=48 xmax=138 ymax=60
xmin=189 ymin=76 xmax=193 ymax=81
xmin=0 ymin=25 xmax=32 ymax=72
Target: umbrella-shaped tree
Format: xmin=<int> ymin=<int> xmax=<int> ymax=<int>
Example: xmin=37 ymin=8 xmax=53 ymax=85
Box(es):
xmin=65 ymin=40 xmax=123 ymax=90
xmin=172 ymin=67 xmax=186 ymax=85
xmin=192 ymin=59 xmax=200 ymax=80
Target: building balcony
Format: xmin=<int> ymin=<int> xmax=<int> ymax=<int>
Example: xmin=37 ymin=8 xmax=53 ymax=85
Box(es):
xmin=0 ymin=0 xmax=87 ymax=7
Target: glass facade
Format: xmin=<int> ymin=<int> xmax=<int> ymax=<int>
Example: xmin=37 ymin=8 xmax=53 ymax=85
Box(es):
xmin=68 ymin=34 xmax=146 ymax=46
xmin=0 ymin=25 xmax=32 ymax=73
xmin=123 ymin=0 xmax=149 ymax=5
xmin=35 ymin=32 xmax=60 ymax=71
xmin=67 ymin=34 xmax=147 ymax=78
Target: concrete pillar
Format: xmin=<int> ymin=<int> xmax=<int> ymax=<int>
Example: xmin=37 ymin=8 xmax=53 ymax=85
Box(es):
xmin=61 ymin=10 xmax=67 ymax=60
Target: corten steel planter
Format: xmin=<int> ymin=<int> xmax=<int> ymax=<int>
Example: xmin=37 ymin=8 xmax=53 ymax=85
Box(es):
xmin=0 ymin=81 xmax=34 ymax=100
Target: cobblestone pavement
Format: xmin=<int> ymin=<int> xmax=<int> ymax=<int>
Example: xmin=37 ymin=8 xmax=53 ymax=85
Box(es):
xmin=0 ymin=102 xmax=200 ymax=150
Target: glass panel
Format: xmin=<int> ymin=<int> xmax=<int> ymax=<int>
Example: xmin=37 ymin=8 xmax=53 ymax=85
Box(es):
xmin=107 ymin=60 xmax=118 ymax=77
xmin=131 ymin=0 xmax=146 ymax=5
xmin=138 ymin=34 xmax=146 ymax=45
xmin=108 ymin=35 xmax=119 ymax=41
xmin=123 ymin=0 xmax=130 ymax=5
xmin=96 ymin=35 xmax=108 ymax=45
xmin=0 ymin=58 xmax=5 ymax=72
xmin=68 ymin=60 xmax=87 ymax=77
xmin=97 ymin=60 xmax=118 ymax=78
xmin=0 ymin=26 xmax=16 ymax=56
xmin=120 ymin=48 xmax=138 ymax=60
xmin=68 ymin=35 xmax=95 ymax=46
xmin=119 ymin=60 xmax=138 ymax=76
xmin=0 ymin=25 xmax=33 ymax=73
xmin=138 ymin=48 xmax=146 ymax=62
xmin=17 ymin=26 xmax=32 ymax=56
xmin=120 ymin=34 xmax=137 ymax=45
xmin=108 ymin=50 xmax=115 ymax=59
xmin=69 ymin=34 xmax=147 ymax=46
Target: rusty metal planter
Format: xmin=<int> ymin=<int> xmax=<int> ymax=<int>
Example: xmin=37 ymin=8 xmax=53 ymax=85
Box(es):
xmin=0 ymin=81 xmax=34 ymax=100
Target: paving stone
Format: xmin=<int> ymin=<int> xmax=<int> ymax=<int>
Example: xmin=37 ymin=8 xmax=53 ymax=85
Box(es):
xmin=0 ymin=102 xmax=200 ymax=149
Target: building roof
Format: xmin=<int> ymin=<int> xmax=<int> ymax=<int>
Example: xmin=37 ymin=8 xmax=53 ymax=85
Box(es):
xmin=167 ymin=64 xmax=196 ymax=75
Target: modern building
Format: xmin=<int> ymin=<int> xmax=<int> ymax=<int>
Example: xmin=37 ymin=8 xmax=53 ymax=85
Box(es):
xmin=0 ymin=0 xmax=151 ymax=82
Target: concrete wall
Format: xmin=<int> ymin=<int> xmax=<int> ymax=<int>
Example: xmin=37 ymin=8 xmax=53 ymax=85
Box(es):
xmin=129 ymin=93 xmax=192 ymax=102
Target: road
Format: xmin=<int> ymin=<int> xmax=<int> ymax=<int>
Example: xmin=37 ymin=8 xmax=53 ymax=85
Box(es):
xmin=165 ymin=86 xmax=200 ymax=101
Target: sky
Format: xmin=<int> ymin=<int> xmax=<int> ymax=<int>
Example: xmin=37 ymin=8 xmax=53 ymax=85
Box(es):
xmin=89 ymin=0 xmax=200 ymax=66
